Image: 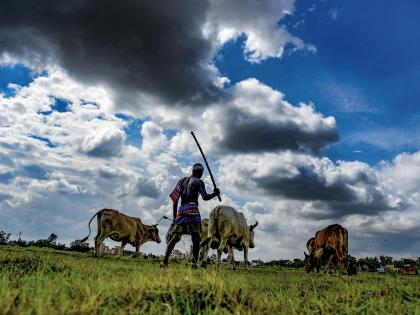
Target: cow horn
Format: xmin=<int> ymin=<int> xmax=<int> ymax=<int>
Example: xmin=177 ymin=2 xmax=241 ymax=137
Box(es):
xmin=250 ymin=221 xmax=258 ymax=230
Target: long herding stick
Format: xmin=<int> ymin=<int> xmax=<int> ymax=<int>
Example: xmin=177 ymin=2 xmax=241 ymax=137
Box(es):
xmin=191 ymin=131 xmax=222 ymax=202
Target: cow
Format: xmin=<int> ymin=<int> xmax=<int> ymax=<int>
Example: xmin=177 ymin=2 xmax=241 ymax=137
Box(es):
xmin=200 ymin=205 xmax=258 ymax=268
xmin=304 ymin=224 xmax=348 ymax=274
xmin=81 ymin=208 xmax=161 ymax=257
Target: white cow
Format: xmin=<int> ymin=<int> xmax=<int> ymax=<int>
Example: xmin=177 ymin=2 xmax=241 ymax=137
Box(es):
xmin=200 ymin=205 xmax=258 ymax=268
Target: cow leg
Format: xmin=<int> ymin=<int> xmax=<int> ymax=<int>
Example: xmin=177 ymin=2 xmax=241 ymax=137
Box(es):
xmin=228 ymin=246 xmax=235 ymax=269
xmin=199 ymin=243 xmax=209 ymax=267
xmin=217 ymin=249 xmax=223 ymax=268
xmin=118 ymin=242 xmax=127 ymax=258
xmin=216 ymin=239 xmax=228 ymax=269
xmin=135 ymin=243 xmax=141 ymax=258
xmin=94 ymin=232 xmax=107 ymax=257
xmin=243 ymin=246 xmax=249 ymax=269
xmin=325 ymin=258 xmax=332 ymax=274
xmin=339 ymin=258 xmax=346 ymax=274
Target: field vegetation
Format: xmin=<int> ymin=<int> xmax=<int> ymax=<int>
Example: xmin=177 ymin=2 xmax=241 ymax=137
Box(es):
xmin=1 ymin=245 xmax=419 ymax=314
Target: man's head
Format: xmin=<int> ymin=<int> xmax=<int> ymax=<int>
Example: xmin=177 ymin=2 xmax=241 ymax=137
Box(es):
xmin=192 ymin=163 xmax=204 ymax=178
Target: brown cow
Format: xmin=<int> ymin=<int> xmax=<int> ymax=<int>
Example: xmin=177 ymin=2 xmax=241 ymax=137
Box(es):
xmin=304 ymin=224 xmax=348 ymax=274
xmin=81 ymin=208 xmax=161 ymax=257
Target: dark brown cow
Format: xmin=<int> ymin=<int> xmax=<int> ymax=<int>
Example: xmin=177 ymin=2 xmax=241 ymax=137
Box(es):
xmin=81 ymin=208 xmax=161 ymax=257
xmin=304 ymin=224 xmax=348 ymax=274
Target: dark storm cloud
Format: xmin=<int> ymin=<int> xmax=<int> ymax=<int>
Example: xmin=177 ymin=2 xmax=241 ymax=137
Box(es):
xmin=225 ymin=156 xmax=397 ymax=220
xmin=135 ymin=178 xmax=160 ymax=199
xmin=254 ymin=165 xmax=393 ymax=218
xmin=218 ymin=108 xmax=339 ymax=153
xmin=0 ymin=0 xmax=224 ymax=107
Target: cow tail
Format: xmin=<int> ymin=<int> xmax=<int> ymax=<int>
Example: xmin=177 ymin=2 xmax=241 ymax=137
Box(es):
xmin=80 ymin=210 xmax=101 ymax=243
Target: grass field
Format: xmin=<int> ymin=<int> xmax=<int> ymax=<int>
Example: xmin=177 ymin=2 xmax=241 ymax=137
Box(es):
xmin=1 ymin=246 xmax=419 ymax=314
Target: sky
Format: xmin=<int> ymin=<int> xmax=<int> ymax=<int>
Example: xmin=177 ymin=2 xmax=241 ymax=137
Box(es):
xmin=0 ymin=0 xmax=419 ymax=261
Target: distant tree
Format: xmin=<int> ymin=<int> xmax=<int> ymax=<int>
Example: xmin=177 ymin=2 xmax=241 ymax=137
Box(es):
xmin=8 ymin=239 xmax=28 ymax=247
xmin=380 ymin=256 xmax=393 ymax=266
xmin=402 ymin=258 xmax=416 ymax=266
xmin=251 ymin=259 xmax=264 ymax=266
xmin=393 ymin=259 xmax=403 ymax=268
xmin=29 ymin=233 xmax=66 ymax=250
xmin=47 ymin=233 xmax=58 ymax=245
xmin=69 ymin=240 xmax=90 ymax=253
xmin=292 ymin=258 xmax=304 ymax=268
xmin=0 ymin=231 xmax=11 ymax=244
xmin=357 ymin=257 xmax=380 ymax=271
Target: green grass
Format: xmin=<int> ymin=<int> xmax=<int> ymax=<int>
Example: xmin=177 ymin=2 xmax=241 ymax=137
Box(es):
xmin=1 ymin=246 xmax=419 ymax=314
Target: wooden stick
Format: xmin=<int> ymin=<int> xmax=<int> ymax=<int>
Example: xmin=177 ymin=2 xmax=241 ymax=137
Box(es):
xmin=191 ymin=131 xmax=222 ymax=202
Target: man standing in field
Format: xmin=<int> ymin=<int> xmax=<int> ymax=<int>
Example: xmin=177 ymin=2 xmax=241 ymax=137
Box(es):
xmin=161 ymin=163 xmax=220 ymax=268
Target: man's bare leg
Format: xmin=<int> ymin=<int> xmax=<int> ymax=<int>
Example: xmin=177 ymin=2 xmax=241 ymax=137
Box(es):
xmin=161 ymin=233 xmax=181 ymax=267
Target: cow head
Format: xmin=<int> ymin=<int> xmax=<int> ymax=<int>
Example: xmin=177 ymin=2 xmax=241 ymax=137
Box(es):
xmin=304 ymin=251 xmax=316 ymax=273
xmin=306 ymin=237 xmax=315 ymax=253
xmin=248 ymin=221 xmax=258 ymax=248
xmin=147 ymin=224 xmax=161 ymax=243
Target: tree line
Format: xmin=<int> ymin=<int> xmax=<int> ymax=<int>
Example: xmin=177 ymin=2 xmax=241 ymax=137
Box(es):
xmin=0 ymin=230 xmax=89 ymax=252
xmin=251 ymin=255 xmax=420 ymax=270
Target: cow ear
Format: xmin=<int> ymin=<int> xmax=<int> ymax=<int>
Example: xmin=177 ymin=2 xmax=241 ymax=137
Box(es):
xmin=304 ymin=251 xmax=308 ymax=258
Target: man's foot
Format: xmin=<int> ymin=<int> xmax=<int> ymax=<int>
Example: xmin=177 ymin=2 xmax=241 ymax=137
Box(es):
xmin=160 ymin=261 xmax=168 ymax=268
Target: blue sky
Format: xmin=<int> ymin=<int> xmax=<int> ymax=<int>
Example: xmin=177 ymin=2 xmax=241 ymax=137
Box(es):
xmin=1 ymin=0 xmax=420 ymax=260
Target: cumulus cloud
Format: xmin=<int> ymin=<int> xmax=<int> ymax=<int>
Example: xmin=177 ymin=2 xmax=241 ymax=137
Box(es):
xmin=219 ymin=151 xmax=399 ymax=219
xmin=171 ymin=79 xmax=338 ymax=154
xmin=204 ymin=0 xmax=311 ymax=62
xmin=140 ymin=121 xmax=169 ymax=154
xmin=80 ymin=128 xmax=125 ymax=157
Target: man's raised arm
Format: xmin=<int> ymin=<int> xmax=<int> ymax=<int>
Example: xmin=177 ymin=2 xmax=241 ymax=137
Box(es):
xmin=199 ymin=181 xmax=220 ymax=201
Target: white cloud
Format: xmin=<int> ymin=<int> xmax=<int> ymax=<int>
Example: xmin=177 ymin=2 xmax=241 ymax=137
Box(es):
xmin=80 ymin=127 xmax=126 ymax=157
xmin=204 ymin=0 xmax=314 ymax=62
xmin=140 ymin=121 xmax=169 ymax=154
